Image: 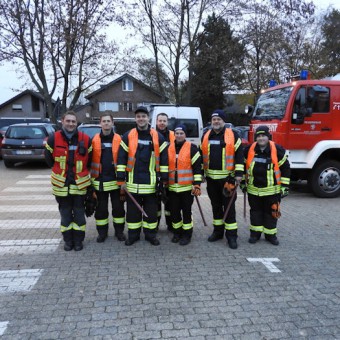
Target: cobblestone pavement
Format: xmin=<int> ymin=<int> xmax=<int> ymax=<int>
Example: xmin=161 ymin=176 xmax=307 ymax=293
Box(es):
xmin=0 ymin=161 xmax=339 ymax=339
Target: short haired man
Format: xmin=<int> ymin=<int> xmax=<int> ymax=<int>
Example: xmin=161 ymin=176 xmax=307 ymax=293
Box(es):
xmin=90 ymin=113 xmax=126 ymax=243
xmin=201 ymin=109 xmax=244 ymax=249
xmin=45 ymin=111 xmax=92 ymax=251
xmin=155 ymin=112 xmax=175 ymax=231
xmin=117 ymin=106 xmax=169 ymax=246
xmin=243 ymin=125 xmax=290 ymax=245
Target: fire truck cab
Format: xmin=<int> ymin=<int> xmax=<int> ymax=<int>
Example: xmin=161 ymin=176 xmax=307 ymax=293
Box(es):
xmin=247 ymin=73 xmax=340 ymax=198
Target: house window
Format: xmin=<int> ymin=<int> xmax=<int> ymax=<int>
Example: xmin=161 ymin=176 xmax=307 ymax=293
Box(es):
xmin=123 ymin=102 xmax=133 ymax=111
xmin=99 ymin=102 xmax=119 ymax=112
xmin=31 ymin=96 xmax=40 ymax=112
xmin=12 ymin=104 xmax=23 ymax=111
xmin=122 ymin=78 xmax=133 ymax=91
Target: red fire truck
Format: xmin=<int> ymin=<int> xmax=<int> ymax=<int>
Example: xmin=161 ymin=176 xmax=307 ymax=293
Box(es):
xmin=246 ymin=71 xmax=340 ymax=198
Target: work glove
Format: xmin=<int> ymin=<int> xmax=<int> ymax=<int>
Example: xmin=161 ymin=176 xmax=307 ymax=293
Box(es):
xmin=84 ymin=187 xmax=98 ymax=217
xmin=223 ymin=177 xmax=236 ymax=197
xmin=118 ymin=181 xmax=126 ymax=202
xmin=191 ymin=184 xmax=201 ymax=196
xmin=281 ymin=186 xmax=289 ymax=198
xmin=157 ymin=181 xmax=168 ymax=204
xmin=239 ymin=180 xmax=247 ymax=193
xmin=271 ymin=202 xmax=281 ymax=219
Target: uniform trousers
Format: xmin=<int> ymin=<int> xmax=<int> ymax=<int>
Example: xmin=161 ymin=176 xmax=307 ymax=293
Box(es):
xmin=94 ymin=189 xmax=125 ymax=237
xmin=56 ymin=194 xmax=86 ymax=244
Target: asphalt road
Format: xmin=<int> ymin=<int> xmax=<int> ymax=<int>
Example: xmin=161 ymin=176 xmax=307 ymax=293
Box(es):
xmin=0 ymin=160 xmax=339 ymax=339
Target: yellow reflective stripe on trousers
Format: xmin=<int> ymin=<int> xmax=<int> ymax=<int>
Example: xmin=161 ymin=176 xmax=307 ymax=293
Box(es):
xmin=183 ymin=221 xmax=193 ymax=230
xmin=172 ymin=220 xmax=183 ymax=230
xmin=112 ymin=217 xmax=125 ymax=224
xmin=60 ymin=224 xmax=73 ymax=232
xmin=127 ymin=221 xmax=142 ymax=229
xmin=250 ymin=225 xmax=264 ymax=232
xmin=213 ymin=219 xmax=224 ymax=226
xmin=168 ymin=184 xmax=191 ymax=193
xmin=142 ymin=221 xmax=157 ymax=230
xmin=96 ymin=218 xmax=109 ymax=226
xmin=224 ymin=222 xmax=238 ymax=230
xmin=247 ymin=184 xmax=280 ymax=196
xmin=72 ymin=222 xmax=86 ymax=232
xmin=263 ymin=227 xmax=277 ymax=235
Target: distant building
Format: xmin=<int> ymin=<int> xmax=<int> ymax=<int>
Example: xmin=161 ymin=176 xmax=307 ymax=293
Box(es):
xmin=0 ymin=90 xmax=51 ymax=119
xmin=75 ymin=73 xmax=167 ymax=123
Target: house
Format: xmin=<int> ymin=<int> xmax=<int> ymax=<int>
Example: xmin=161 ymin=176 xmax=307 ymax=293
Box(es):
xmin=0 ymin=90 xmax=50 ymax=119
xmin=75 ymin=73 xmax=167 ymax=123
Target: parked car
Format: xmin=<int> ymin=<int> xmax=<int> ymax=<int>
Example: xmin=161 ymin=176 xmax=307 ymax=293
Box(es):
xmin=0 ymin=126 xmax=9 ymax=159
xmin=78 ymin=124 xmax=101 ymax=138
xmin=1 ymin=123 xmax=56 ymax=168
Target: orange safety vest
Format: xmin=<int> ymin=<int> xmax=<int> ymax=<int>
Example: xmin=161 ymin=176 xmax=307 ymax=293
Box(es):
xmin=126 ymin=128 xmax=160 ymax=172
xmin=51 ymin=131 xmax=91 ymax=189
xmin=169 ymin=130 xmax=175 ymax=144
xmin=90 ymin=133 xmax=121 ymax=178
xmin=168 ymin=141 xmax=193 ymax=185
xmin=201 ymin=128 xmax=235 ymax=171
xmin=246 ymin=141 xmax=281 ymax=185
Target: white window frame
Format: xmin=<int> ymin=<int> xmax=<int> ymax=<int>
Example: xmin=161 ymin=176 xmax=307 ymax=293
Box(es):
xmin=98 ymin=102 xmax=119 ymax=112
xmin=122 ymin=78 xmax=133 ymax=91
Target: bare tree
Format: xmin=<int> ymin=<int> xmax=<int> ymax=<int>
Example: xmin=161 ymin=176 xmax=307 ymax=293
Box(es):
xmin=0 ymin=0 xmax=126 ymax=120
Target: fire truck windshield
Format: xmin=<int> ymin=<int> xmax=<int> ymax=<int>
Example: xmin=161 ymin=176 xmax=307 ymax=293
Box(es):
xmin=253 ymin=86 xmax=293 ymax=120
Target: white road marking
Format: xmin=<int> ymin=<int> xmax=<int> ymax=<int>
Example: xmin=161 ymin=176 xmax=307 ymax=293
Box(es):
xmin=26 ymin=175 xmax=50 ymax=179
xmin=247 ymin=258 xmax=281 ymax=273
xmin=16 ymin=180 xmax=50 ymax=185
xmin=0 ymin=322 xmax=9 ymax=336
xmin=0 ymin=219 xmax=59 ymax=229
xmin=0 ymin=205 xmax=57 ymax=212
xmin=0 ymin=269 xmax=44 ymax=294
xmin=2 ymin=187 xmax=51 ymax=192
xmin=0 ymin=239 xmax=61 ymax=255
xmin=0 ymin=195 xmax=54 ymax=201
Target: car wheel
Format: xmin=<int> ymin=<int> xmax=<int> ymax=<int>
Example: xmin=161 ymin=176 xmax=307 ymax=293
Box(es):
xmin=4 ymin=160 xmax=15 ymax=168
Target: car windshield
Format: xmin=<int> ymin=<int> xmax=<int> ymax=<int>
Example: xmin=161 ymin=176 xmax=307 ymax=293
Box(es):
xmin=78 ymin=126 xmax=101 ymax=138
xmin=7 ymin=126 xmax=46 ymax=139
xmin=168 ymin=118 xmax=199 ymax=138
xmin=253 ymin=86 xmax=293 ymax=120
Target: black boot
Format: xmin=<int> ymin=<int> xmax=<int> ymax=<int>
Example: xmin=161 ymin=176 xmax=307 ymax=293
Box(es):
xmin=73 ymin=230 xmax=85 ymax=251
xmin=265 ymin=234 xmax=279 ymax=245
xmin=226 ymin=230 xmax=238 ymax=249
xmin=96 ymin=235 xmax=107 ymax=243
xmin=125 ymin=229 xmax=141 ymax=246
xmin=208 ymin=227 xmax=224 ymax=242
xmin=114 ymin=224 xmax=126 ymax=241
xmin=171 ymin=228 xmax=182 ymax=243
xmin=64 ymin=242 xmax=73 ymax=251
xmin=125 ymin=237 xmax=140 ymax=246
xmin=248 ymin=231 xmax=261 ymax=244
xmin=179 ymin=229 xmax=192 ymax=246
xmin=74 ymin=241 xmax=83 ymax=251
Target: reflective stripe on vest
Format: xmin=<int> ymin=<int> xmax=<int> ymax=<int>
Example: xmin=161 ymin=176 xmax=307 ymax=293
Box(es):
xmin=91 ymin=133 xmax=121 ymax=178
xmin=246 ymin=141 xmax=281 ymax=185
xmin=201 ymin=129 xmax=235 ymax=171
xmin=168 ymin=141 xmax=193 ymax=185
xmin=126 ymin=128 xmax=160 ymax=172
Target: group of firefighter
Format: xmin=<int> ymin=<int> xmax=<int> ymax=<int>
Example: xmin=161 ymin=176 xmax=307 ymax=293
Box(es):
xmin=45 ymin=106 xmax=290 ymax=252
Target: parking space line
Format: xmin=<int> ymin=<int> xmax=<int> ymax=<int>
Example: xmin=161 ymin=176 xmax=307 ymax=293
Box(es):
xmin=0 ymin=321 xmax=9 ymax=336
xmin=16 ymin=180 xmax=51 ymax=185
xmin=0 ymin=239 xmax=61 ymax=255
xmin=0 ymin=195 xmax=54 ymax=201
xmin=0 ymin=219 xmax=59 ymax=229
xmin=247 ymin=257 xmax=281 ymax=273
xmin=2 ymin=187 xmax=51 ymax=192
xmin=0 ymin=205 xmax=57 ymax=212
xmin=26 ymin=175 xmax=50 ymax=179
xmin=0 ymin=269 xmax=44 ymax=294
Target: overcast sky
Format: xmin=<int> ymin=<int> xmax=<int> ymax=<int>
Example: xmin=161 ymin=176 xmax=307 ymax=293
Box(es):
xmin=0 ymin=0 xmax=339 ymax=105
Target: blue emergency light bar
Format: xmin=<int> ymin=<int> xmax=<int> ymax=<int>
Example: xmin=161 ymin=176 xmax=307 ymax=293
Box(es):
xmin=269 ymin=80 xmax=277 ymax=87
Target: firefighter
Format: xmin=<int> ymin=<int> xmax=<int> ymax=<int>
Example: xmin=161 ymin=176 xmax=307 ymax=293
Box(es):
xmin=45 ymin=111 xmax=92 ymax=251
xmin=168 ymin=125 xmax=202 ymax=245
xmin=201 ymin=109 xmax=244 ymax=249
xmin=91 ymin=113 xmax=126 ymax=243
xmin=117 ymin=106 xmax=168 ymax=246
xmin=155 ymin=112 xmax=175 ymax=231
xmin=243 ymin=125 xmax=290 ymax=245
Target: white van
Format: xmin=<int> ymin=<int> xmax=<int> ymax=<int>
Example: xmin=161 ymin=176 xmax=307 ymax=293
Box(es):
xmin=149 ymin=105 xmax=203 ymax=145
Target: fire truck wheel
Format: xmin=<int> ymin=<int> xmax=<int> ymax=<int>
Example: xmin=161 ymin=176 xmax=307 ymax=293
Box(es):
xmin=310 ymin=160 xmax=340 ymax=198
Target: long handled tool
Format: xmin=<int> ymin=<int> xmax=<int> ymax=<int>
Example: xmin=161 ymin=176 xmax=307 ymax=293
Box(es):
xmin=123 ymin=187 xmax=149 ymax=218
xmin=222 ymin=183 xmax=239 ymax=222
xmin=243 ymin=190 xmax=247 ymax=221
xmin=195 ymin=196 xmax=207 ymax=226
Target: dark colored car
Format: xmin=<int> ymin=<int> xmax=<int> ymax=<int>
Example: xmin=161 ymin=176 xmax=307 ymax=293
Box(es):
xmin=0 ymin=126 xmax=9 ymax=159
xmin=1 ymin=123 xmax=56 ymax=168
xmin=77 ymin=124 xmax=101 ymax=139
